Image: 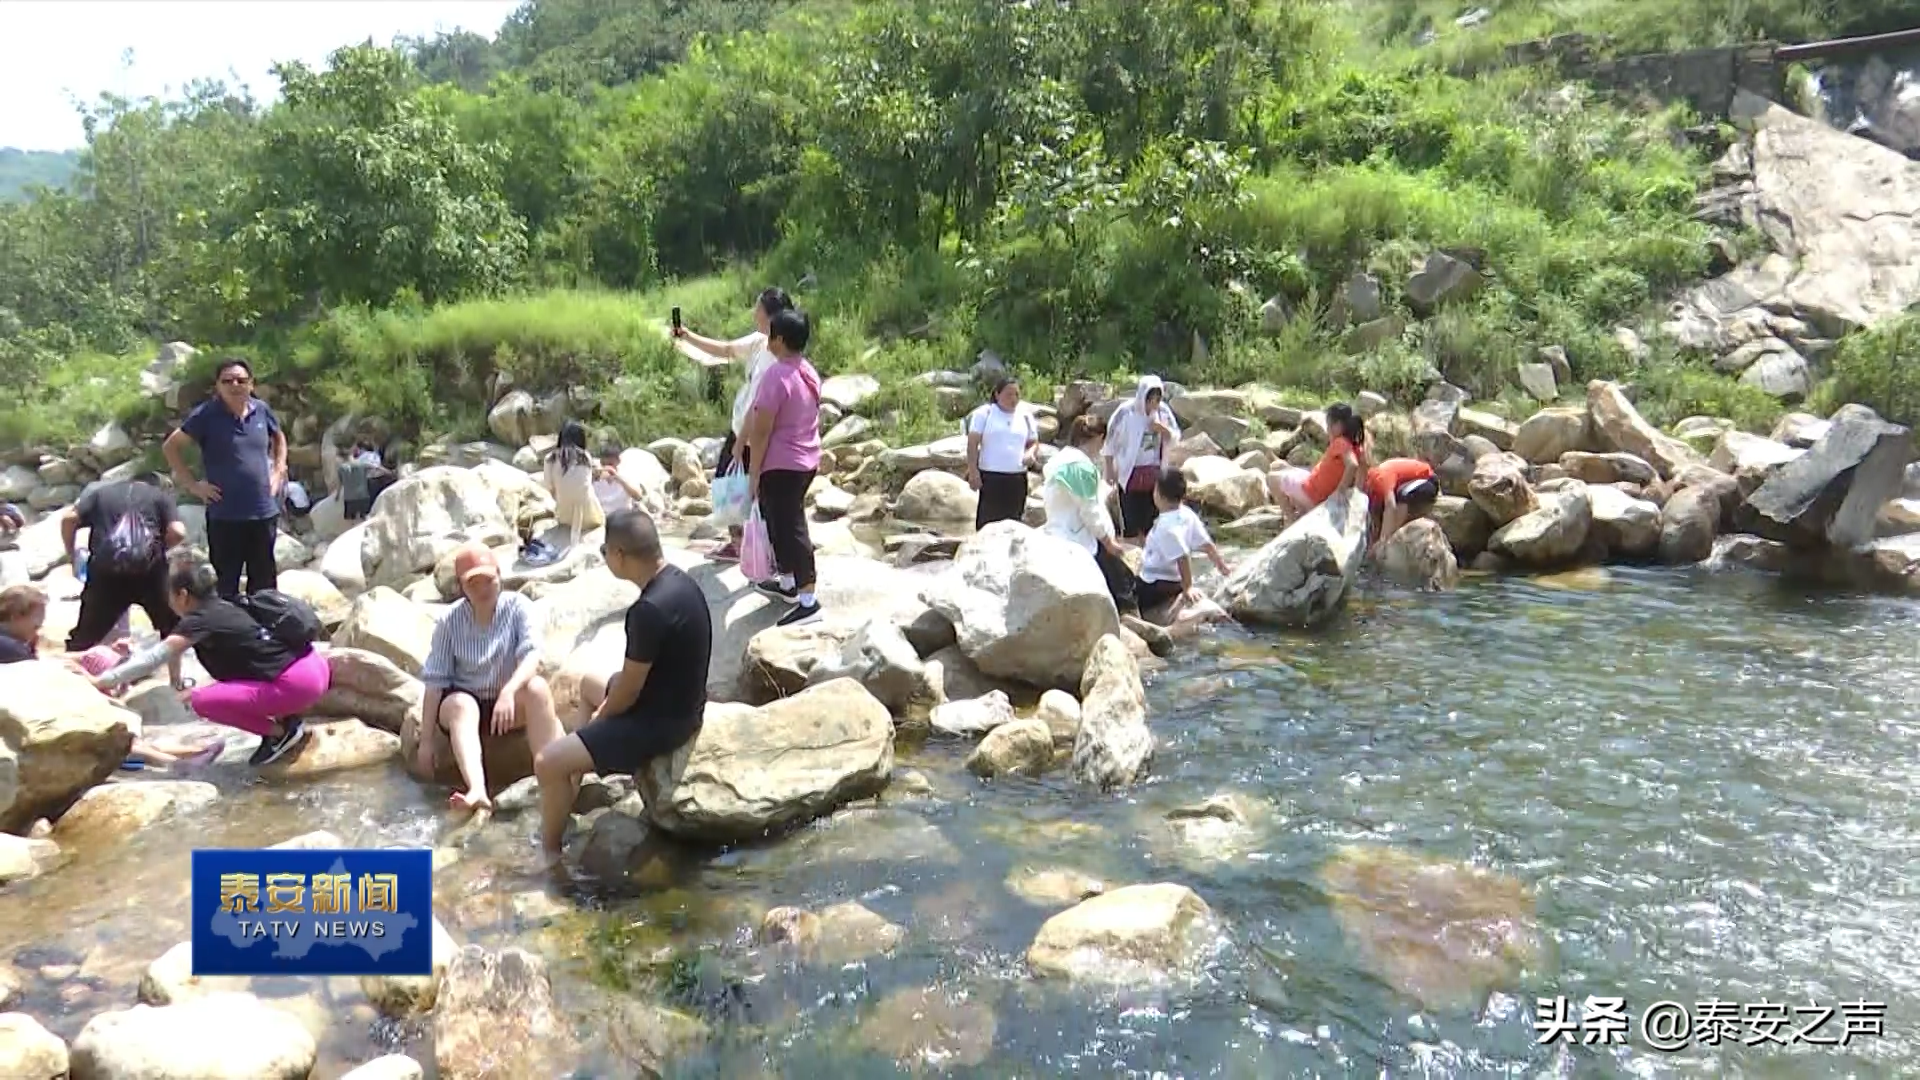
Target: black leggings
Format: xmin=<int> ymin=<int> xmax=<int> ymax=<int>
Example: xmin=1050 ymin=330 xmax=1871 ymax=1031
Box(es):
xmin=206 ymin=515 xmax=279 ymax=597
xmin=758 ymin=468 xmax=816 ymax=588
xmin=1094 ymin=545 xmax=1139 ymax=614
xmin=975 ymin=470 xmax=1028 ymax=530
xmin=68 ymin=565 xmax=177 ymax=651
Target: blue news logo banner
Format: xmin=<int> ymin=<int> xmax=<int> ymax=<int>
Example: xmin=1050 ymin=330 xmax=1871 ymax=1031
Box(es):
xmin=191 ymin=848 xmax=433 ymax=977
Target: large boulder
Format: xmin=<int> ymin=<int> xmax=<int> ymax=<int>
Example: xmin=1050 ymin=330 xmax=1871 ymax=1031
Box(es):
xmin=895 ymin=470 xmax=978 ymax=523
xmin=68 ymin=992 xmax=317 ymax=1080
xmin=1511 ymin=407 xmax=1591 ymax=465
xmin=1428 ymin=496 xmax=1492 ymax=559
xmin=1026 ymin=883 xmax=1219 ymax=988
xmin=919 ymin=522 xmax=1120 ymax=692
xmin=54 ymin=780 xmax=218 ymax=843
xmin=1587 ymin=381 xmax=1704 ymax=480
xmin=1181 ymin=456 xmax=1267 ymax=520
xmin=331 ymin=586 xmax=442 ymax=676
xmin=1489 ymin=482 xmax=1593 ymax=567
xmin=1660 ymin=485 xmax=1722 ymax=564
xmin=320 ymin=520 xmax=372 ymax=595
xmin=1466 ymin=452 xmax=1536 ymax=527
xmin=1378 ymin=518 xmax=1459 ymax=589
xmin=314 ymin=648 xmax=422 ymax=733
xmin=0 ymin=661 xmax=137 ymax=834
xmin=1587 ymin=485 xmax=1662 ymax=560
xmin=965 ymin=717 xmax=1054 ymax=778
xmin=1071 ymin=635 xmax=1151 ymax=790
xmin=275 ymin=568 xmax=350 ymax=628
xmin=1709 ymin=430 xmax=1804 ymax=495
xmin=1742 ymin=404 xmax=1914 ymax=549
xmin=637 ymin=678 xmax=894 ymax=843
xmin=360 ymin=467 xmax=518 ymax=589
xmin=1216 ymin=489 xmax=1368 ymax=627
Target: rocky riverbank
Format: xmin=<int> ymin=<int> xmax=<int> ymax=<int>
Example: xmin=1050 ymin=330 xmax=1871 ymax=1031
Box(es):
xmin=1 ymin=339 xmax=1917 ymax=1074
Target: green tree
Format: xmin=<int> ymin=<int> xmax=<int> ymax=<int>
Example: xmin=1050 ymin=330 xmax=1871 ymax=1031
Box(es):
xmin=234 ymin=44 xmax=527 ymax=317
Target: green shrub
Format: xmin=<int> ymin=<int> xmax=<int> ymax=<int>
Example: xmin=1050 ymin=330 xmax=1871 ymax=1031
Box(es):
xmin=1816 ymin=315 xmax=1920 ymax=428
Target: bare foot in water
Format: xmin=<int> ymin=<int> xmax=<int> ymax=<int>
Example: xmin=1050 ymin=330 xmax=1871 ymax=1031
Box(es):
xmin=449 ymin=789 xmax=493 ymax=814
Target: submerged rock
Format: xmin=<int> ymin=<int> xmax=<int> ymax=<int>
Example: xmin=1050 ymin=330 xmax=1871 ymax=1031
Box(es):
xmin=53 ymin=780 xmax=218 ymax=843
xmin=760 ymin=900 xmax=904 ymax=964
xmin=1217 ymin=489 xmax=1369 ymax=627
xmin=853 ymin=985 xmax=998 ymax=1071
xmin=435 ymin=947 xmax=573 ymax=1080
xmin=69 ymin=992 xmax=317 ymax=1080
xmin=1005 ymin=867 xmax=1107 ymax=907
xmin=1319 ymin=845 xmax=1543 ymax=1012
xmin=638 ymin=678 xmax=894 ymax=843
xmin=919 ymin=521 xmax=1120 ymax=691
xmin=1026 ymin=883 xmax=1220 ymax=988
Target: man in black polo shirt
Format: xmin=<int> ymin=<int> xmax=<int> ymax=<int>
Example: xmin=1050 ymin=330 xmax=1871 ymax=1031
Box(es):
xmin=163 ymin=357 xmax=287 ymax=596
xmin=533 ymin=507 xmax=713 ymax=862
xmin=61 ymin=473 xmax=188 ymax=687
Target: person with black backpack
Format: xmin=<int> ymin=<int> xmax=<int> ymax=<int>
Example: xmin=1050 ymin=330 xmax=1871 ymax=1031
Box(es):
xmin=61 ymin=472 xmax=189 ymax=688
xmin=91 ymin=557 xmax=330 ymax=767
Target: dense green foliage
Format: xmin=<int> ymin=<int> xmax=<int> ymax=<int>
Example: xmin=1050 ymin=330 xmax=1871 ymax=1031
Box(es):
xmin=5 ymin=0 xmax=1915 ymax=448
xmin=1814 ymin=315 xmax=1920 ymax=429
xmin=0 ymin=149 xmax=80 ymax=202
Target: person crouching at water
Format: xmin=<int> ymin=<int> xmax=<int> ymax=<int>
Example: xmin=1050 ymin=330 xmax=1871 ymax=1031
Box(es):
xmin=1132 ymin=469 xmax=1231 ymax=623
xmin=1103 ymin=375 xmax=1182 ymax=542
xmin=533 ymin=508 xmax=713 ymax=863
xmin=591 ymin=444 xmax=648 ymax=516
xmin=543 ymin=421 xmax=606 ymax=549
xmin=1042 ymin=414 xmax=1138 ymax=613
xmin=415 ymin=543 xmax=564 ymax=814
xmin=966 ymin=376 xmax=1039 ymax=530
xmin=0 ymin=585 xmax=227 ymax=771
xmin=1267 ymin=401 xmax=1367 ymax=516
xmin=1365 ymin=457 xmax=1440 ymax=556
xmin=90 ymin=559 xmax=328 ymax=767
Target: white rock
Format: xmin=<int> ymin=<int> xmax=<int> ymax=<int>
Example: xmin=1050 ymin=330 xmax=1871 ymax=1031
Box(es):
xmin=1216 ymin=489 xmax=1368 ymax=627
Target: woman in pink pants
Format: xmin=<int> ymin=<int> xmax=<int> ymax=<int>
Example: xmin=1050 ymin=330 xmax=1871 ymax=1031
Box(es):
xmin=91 ymin=559 xmax=329 ymax=767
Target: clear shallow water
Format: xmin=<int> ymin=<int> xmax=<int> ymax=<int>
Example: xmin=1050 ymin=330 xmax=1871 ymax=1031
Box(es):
xmin=5 ymin=565 xmax=1920 ymax=1077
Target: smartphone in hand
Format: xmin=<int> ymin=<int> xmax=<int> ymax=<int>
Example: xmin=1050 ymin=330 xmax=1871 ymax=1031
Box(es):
xmin=671 ymin=306 xmax=683 ymax=336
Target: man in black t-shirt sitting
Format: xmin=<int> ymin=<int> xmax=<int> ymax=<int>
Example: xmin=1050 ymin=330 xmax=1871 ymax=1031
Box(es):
xmin=61 ymin=473 xmax=189 ymax=688
xmin=533 ymin=506 xmax=713 ymax=862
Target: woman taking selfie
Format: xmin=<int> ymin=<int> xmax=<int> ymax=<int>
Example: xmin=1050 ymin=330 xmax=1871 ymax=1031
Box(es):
xmin=673 ymin=287 xmax=796 ymax=562
xmin=965 ymin=376 xmax=1040 ymax=530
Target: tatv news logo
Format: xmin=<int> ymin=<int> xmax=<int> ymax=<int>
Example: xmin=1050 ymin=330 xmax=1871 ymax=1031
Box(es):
xmin=190 ymin=848 xmax=433 ymax=977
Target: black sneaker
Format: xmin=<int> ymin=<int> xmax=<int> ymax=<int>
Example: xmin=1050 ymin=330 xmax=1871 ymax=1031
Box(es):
xmin=776 ymin=601 xmax=822 ymax=627
xmin=754 ymin=580 xmax=799 ymax=604
xmin=248 ymin=718 xmax=310 ymax=767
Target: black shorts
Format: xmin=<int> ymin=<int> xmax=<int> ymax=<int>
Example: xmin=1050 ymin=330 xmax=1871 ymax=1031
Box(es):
xmin=714 ymin=433 xmax=752 ymax=478
xmin=576 ymin=712 xmax=701 ymax=776
xmin=1134 ymin=577 xmax=1184 ymax=613
xmin=440 ymin=689 xmax=498 ymax=727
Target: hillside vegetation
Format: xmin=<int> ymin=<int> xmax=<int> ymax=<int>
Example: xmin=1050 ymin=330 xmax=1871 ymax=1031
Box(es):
xmin=4 ymin=0 xmax=1919 ymax=450
xmin=0 ymin=149 xmax=80 ymax=202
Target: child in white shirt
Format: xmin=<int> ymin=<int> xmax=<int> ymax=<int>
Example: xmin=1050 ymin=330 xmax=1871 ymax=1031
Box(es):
xmin=1134 ymin=468 xmax=1231 ymax=620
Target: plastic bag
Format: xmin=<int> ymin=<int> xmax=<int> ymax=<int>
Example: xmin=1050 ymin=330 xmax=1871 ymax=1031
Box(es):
xmin=711 ymin=470 xmax=752 ymax=529
xmin=740 ymin=505 xmax=775 ymax=581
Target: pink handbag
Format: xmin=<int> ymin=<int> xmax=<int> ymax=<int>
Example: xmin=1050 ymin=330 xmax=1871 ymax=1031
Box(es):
xmin=740 ymin=506 xmax=775 ymax=581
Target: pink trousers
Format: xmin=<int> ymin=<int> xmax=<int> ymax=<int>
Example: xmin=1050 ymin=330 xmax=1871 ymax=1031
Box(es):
xmin=188 ymin=648 xmax=331 ymax=737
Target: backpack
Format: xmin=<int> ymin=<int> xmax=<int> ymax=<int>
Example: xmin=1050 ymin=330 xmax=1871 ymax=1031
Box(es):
xmin=94 ymin=505 xmax=162 ymax=574
xmin=234 ymin=590 xmax=324 ymax=651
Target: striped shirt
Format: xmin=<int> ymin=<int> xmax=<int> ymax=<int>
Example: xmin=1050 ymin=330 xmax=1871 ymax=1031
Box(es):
xmin=420 ymin=590 xmax=540 ymax=695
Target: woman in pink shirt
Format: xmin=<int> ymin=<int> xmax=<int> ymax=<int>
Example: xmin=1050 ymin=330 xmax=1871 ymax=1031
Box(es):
xmin=744 ymin=308 xmax=824 ymax=627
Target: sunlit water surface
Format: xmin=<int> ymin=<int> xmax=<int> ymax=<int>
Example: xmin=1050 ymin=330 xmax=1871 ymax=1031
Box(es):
xmin=4 ymin=565 xmax=1919 ymax=1078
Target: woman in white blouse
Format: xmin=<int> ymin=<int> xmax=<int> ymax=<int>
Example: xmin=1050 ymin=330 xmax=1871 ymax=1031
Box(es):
xmin=542 ymin=421 xmax=605 ymax=548
xmin=965 ymin=376 xmax=1040 ymax=530
xmin=1043 ymin=412 xmax=1138 ymax=612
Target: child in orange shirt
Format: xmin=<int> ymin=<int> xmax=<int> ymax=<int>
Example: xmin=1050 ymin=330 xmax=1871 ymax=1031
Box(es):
xmin=1267 ymin=402 xmax=1368 ymax=514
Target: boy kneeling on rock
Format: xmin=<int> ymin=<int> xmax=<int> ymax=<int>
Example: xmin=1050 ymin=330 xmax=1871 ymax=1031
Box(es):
xmin=533 ymin=507 xmax=714 ymax=864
